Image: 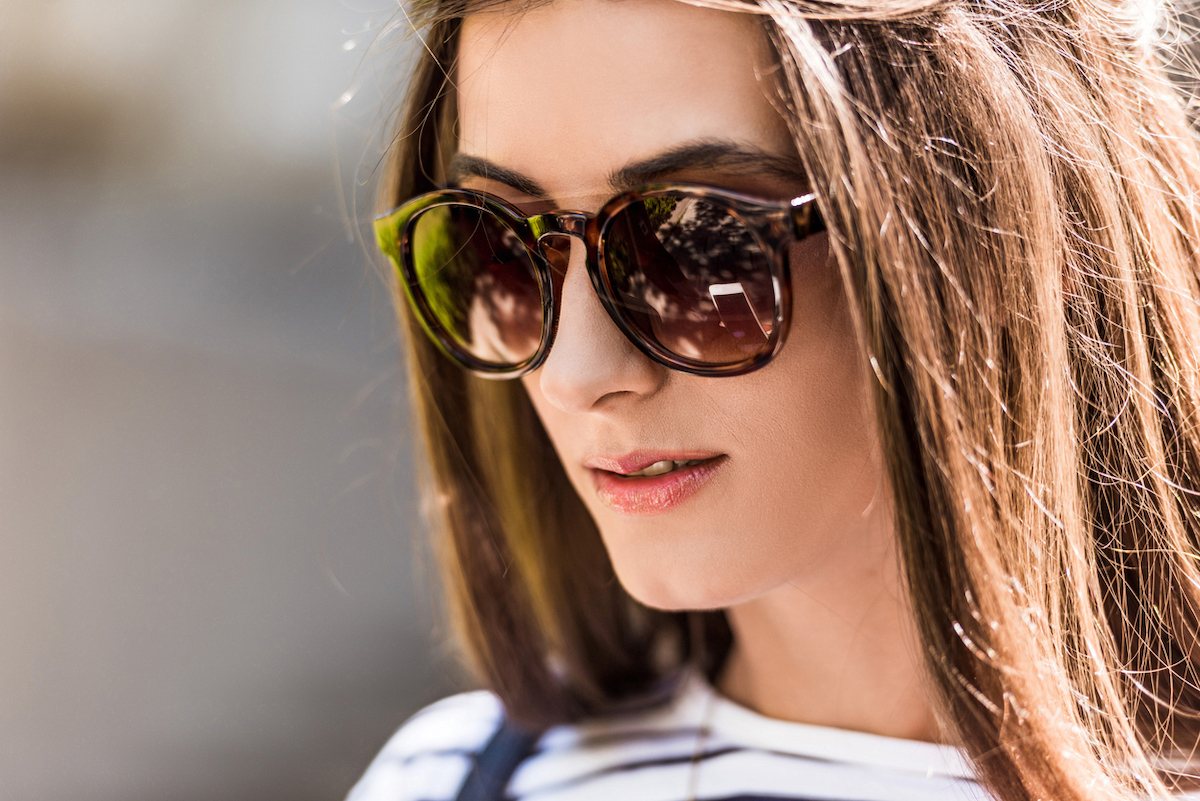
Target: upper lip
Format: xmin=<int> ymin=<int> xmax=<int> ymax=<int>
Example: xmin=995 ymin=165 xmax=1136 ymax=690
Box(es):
xmin=583 ymin=451 xmax=724 ymax=475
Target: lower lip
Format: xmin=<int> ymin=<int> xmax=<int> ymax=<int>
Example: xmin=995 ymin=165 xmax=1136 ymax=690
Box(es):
xmin=590 ymin=457 xmax=726 ymax=516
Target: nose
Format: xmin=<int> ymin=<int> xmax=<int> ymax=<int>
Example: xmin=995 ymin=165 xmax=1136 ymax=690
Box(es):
xmin=533 ymin=235 xmax=665 ymax=414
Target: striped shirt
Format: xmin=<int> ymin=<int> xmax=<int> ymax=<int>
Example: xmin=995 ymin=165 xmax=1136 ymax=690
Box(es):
xmin=346 ymin=671 xmax=987 ymax=801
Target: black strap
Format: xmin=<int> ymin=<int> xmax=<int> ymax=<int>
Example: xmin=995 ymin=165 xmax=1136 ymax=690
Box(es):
xmin=453 ymin=715 xmax=542 ymax=801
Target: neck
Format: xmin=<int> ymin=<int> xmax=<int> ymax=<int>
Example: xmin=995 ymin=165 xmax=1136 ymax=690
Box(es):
xmin=714 ymin=524 xmax=942 ymax=743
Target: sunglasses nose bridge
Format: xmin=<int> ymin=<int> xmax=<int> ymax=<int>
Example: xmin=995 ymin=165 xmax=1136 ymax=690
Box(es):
xmin=533 ymin=211 xmax=592 ymax=265
xmin=530 ymin=210 xmax=589 ymax=241
xmin=553 ymin=211 xmax=589 ymax=238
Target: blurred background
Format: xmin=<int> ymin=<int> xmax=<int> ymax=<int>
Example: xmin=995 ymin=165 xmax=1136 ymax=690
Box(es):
xmin=0 ymin=2 xmax=458 ymax=799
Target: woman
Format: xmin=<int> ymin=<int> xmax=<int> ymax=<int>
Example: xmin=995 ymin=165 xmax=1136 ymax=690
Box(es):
xmin=349 ymin=0 xmax=1200 ymax=797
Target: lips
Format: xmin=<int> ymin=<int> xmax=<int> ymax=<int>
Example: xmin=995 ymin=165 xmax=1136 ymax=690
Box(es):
xmin=584 ymin=452 xmax=727 ymax=516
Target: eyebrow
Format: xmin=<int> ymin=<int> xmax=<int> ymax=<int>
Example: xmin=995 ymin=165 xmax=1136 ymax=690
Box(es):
xmin=446 ymin=139 xmax=808 ymax=200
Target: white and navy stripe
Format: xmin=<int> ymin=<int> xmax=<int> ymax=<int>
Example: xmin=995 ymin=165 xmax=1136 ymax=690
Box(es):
xmin=346 ymin=672 xmax=988 ymax=801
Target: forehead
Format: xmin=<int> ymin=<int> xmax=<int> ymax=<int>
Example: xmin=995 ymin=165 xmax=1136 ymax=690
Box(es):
xmin=455 ymin=0 xmax=796 ymax=203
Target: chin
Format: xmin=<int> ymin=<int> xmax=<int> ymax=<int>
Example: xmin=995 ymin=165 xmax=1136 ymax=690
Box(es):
xmin=595 ymin=509 xmax=797 ymax=611
xmin=608 ymin=551 xmax=768 ymax=612
xmin=620 ymin=581 xmax=727 ymax=613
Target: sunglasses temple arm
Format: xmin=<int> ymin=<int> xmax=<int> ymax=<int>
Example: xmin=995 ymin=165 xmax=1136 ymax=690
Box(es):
xmin=789 ymin=194 xmax=825 ymax=238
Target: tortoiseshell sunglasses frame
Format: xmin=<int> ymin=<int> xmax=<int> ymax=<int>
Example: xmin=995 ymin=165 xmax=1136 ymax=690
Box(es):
xmin=374 ymin=182 xmax=825 ymax=379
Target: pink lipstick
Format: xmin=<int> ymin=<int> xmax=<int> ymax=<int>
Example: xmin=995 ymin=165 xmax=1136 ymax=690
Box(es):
xmin=584 ymin=452 xmax=726 ymax=516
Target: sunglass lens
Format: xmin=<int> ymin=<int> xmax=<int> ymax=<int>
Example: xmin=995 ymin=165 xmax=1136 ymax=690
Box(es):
xmin=408 ymin=204 xmax=544 ymax=368
xmin=604 ymin=196 xmax=777 ymax=366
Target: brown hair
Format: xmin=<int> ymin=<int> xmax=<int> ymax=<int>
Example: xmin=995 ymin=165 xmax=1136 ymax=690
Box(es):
xmin=378 ymin=0 xmax=1200 ymax=797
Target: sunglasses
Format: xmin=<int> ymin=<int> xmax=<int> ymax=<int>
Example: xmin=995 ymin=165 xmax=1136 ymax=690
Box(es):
xmin=373 ymin=182 xmax=825 ymax=379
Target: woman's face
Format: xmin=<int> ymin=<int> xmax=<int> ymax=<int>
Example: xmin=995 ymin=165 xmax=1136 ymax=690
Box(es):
xmin=457 ymin=0 xmax=890 ymax=610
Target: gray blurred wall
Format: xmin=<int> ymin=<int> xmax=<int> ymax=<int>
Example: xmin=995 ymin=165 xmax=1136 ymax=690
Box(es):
xmin=0 ymin=2 xmax=456 ymax=799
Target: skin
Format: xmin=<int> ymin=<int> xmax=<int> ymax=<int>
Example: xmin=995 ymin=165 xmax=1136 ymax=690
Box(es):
xmin=457 ymin=0 xmax=940 ymax=741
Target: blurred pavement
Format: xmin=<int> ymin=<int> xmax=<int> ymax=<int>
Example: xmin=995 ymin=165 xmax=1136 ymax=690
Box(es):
xmin=0 ymin=2 xmax=457 ymax=799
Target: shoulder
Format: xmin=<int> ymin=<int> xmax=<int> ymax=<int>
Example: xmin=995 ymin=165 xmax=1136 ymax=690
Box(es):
xmin=343 ymin=681 xmax=694 ymax=801
xmin=343 ymin=675 xmax=987 ymax=801
xmin=345 ymin=691 xmax=504 ymax=801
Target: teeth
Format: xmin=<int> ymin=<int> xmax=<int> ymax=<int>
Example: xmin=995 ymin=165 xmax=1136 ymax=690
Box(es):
xmin=623 ymin=459 xmax=702 ymax=477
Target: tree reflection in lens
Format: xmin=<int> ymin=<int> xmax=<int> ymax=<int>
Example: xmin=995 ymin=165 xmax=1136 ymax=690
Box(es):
xmin=412 ymin=205 xmax=544 ymax=366
xmin=606 ymin=196 xmax=775 ymax=364
xmin=464 ymin=260 xmax=543 ymax=364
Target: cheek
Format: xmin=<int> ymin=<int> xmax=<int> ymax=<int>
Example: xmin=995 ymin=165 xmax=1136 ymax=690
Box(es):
xmin=519 ymin=377 xmax=596 ymax=514
xmin=521 ymin=240 xmax=889 ymax=613
xmin=643 ymin=255 xmax=882 ymax=607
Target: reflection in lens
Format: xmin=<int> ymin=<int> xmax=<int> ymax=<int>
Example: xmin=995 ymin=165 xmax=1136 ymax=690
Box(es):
xmin=409 ymin=204 xmax=543 ymax=367
xmin=605 ymin=196 xmax=776 ymax=365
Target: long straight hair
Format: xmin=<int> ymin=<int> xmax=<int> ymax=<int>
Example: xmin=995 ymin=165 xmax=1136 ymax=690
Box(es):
xmin=378 ymin=0 xmax=1200 ymax=797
